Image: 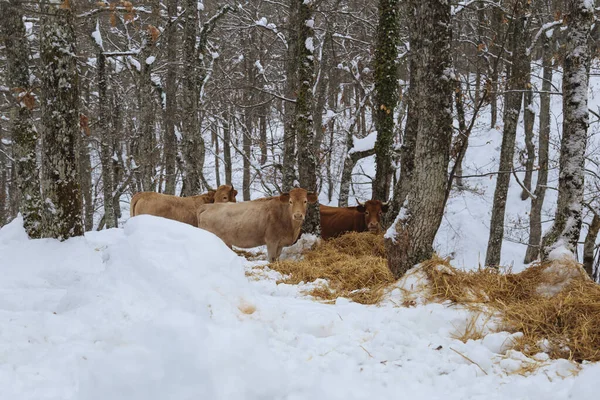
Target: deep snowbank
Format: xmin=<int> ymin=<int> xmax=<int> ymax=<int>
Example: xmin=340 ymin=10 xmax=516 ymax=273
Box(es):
xmin=0 ymin=216 xmax=597 ymax=399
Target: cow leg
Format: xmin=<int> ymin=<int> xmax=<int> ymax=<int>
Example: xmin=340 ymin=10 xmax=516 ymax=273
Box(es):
xmin=266 ymin=242 xmax=280 ymax=263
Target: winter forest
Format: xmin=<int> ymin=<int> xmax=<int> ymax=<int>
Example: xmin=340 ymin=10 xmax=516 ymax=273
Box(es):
xmin=3 ymin=0 xmax=600 ymax=396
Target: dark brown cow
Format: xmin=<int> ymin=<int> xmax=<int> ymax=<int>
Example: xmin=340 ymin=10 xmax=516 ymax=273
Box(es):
xmin=320 ymin=200 xmax=389 ymax=239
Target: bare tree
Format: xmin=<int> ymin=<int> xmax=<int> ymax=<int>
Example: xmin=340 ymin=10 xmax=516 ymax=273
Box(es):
xmin=385 ymin=0 xmax=453 ymax=278
xmin=542 ymin=0 xmax=593 ymax=259
xmin=1 ymin=0 xmax=43 ymax=237
xmin=40 ymin=1 xmax=83 ymax=239
xmin=485 ymin=0 xmax=531 ymax=267
xmin=372 ymin=0 xmax=399 ymax=202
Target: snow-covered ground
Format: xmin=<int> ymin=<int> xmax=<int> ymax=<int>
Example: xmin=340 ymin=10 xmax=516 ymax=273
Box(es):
xmin=1 ymin=215 xmax=598 ymax=400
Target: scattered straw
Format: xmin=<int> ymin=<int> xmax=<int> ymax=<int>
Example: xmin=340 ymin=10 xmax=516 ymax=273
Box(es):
xmin=268 ymin=232 xmax=394 ymax=304
xmin=422 ymin=256 xmax=600 ymax=362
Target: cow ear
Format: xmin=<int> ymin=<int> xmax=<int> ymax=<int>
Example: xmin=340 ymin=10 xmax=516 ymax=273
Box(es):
xmin=381 ymin=203 xmax=389 ymax=213
xmin=232 ymin=189 xmax=238 ymax=198
xmin=307 ymin=192 xmax=318 ymax=203
xmin=356 ymin=204 xmax=366 ymax=213
xmin=279 ymin=193 xmax=290 ymax=203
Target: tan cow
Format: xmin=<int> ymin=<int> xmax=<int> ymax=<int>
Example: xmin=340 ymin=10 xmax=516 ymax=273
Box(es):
xmin=130 ymin=184 xmax=237 ymax=226
xmin=197 ymin=187 xmax=317 ymax=262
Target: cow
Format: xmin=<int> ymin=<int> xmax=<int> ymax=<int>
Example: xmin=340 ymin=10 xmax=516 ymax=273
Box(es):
xmin=319 ymin=200 xmax=389 ymax=239
xmin=130 ymin=184 xmax=237 ymax=226
xmin=197 ymin=187 xmax=318 ymax=262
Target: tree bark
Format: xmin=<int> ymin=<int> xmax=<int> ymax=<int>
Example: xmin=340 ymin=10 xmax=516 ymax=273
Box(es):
xmin=296 ymin=0 xmax=320 ymax=234
xmin=372 ymin=0 xmax=400 ymax=202
xmin=385 ymin=0 xmax=453 ymax=278
xmin=524 ymin=34 xmax=553 ymax=263
xmin=489 ymin=4 xmax=504 ymax=129
xmin=181 ymin=0 xmax=202 ymax=196
xmin=163 ymin=0 xmax=178 ymax=195
xmin=282 ymin=0 xmax=299 ymax=192
xmin=1 ymin=0 xmax=43 ymax=237
xmin=542 ymin=0 xmax=593 ymax=259
xmin=583 ymin=213 xmax=600 ymax=278
xmin=138 ymin=1 xmax=159 ymax=192
xmin=485 ymin=0 xmax=530 ymax=267
xmin=521 ymin=62 xmax=536 ymax=200
xmin=40 ymin=2 xmax=83 ymax=240
xmin=222 ymin=110 xmax=232 ymax=185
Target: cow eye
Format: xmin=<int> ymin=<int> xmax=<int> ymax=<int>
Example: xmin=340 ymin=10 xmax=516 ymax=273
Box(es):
xmin=365 ymin=211 xmax=369 ymax=215
xmin=304 ymin=200 xmax=307 ymax=204
xmin=289 ymin=200 xmax=293 ymax=204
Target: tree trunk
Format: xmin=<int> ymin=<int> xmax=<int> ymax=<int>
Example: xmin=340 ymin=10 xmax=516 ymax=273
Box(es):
xmin=138 ymin=2 xmax=159 ymax=192
xmin=372 ymin=0 xmax=400 ymax=202
xmin=521 ymin=17 xmax=535 ymax=201
xmin=296 ymin=0 xmax=320 ymax=235
xmin=163 ymin=0 xmax=178 ymax=195
xmin=40 ymin=2 xmax=83 ymax=240
xmin=385 ymin=0 xmax=453 ymax=278
xmin=384 ymin=18 xmax=418 ymax=228
xmin=0 ymin=134 xmax=6 ymax=227
xmin=222 ymin=110 xmax=232 ymax=185
xmin=583 ymin=213 xmax=600 ymax=278
xmin=542 ymin=0 xmax=593 ymax=259
xmin=485 ymin=0 xmax=530 ymax=267
xmin=489 ymin=5 xmax=504 ymax=129
xmin=453 ymin=78 xmax=467 ymax=190
xmin=181 ymin=0 xmax=202 ymax=196
xmin=1 ymin=0 xmax=43 ymax=238
xmin=213 ymin=124 xmax=221 ymax=187
xmin=524 ymin=34 xmax=553 ymax=263
xmin=282 ymin=0 xmax=299 ymax=192
xmin=243 ymin=109 xmax=252 ymax=201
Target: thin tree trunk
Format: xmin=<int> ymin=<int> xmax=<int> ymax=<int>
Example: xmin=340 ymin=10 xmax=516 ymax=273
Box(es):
xmin=282 ymin=0 xmax=299 ymax=192
xmin=243 ymin=109 xmax=252 ymax=201
xmin=1 ymin=0 xmax=43 ymax=237
xmin=213 ymin=124 xmax=221 ymax=187
xmin=164 ymin=0 xmax=178 ymax=195
xmin=222 ymin=110 xmax=232 ymax=185
xmin=489 ymin=4 xmax=504 ymax=129
xmin=542 ymin=0 xmax=593 ymax=259
xmin=296 ymin=0 xmax=320 ymax=234
xmin=453 ymin=78 xmax=467 ymax=190
xmin=40 ymin=2 xmax=83 ymax=240
xmin=181 ymin=0 xmax=202 ymax=196
xmin=583 ymin=213 xmax=600 ymax=278
xmin=384 ymin=32 xmax=418 ymax=227
xmin=259 ymin=110 xmax=268 ymax=166
xmin=95 ymin=43 xmax=116 ymax=229
xmin=0 ymin=135 xmax=6 ymax=227
xmin=521 ymin=39 xmax=535 ymax=200
xmin=524 ymin=35 xmax=553 ymax=263
xmin=485 ymin=0 xmax=530 ymax=267
xmin=372 ymin=0 xmax=400 ymax=202
xmin=385 ymin=0 xmax=453 ymax=278
xmin=138 ymin=1 xmax=159 ymax=192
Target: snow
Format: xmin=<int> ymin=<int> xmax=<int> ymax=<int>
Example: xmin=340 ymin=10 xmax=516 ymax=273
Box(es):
xmin=305 ymin=37 xmax=314 ymax=53
xmin=91 ymin=20 xmax=103 ymax=50
xmin=348 ymin=131 xmax=377 ymax=154
xmin=254 ymin=60 xmax=265 ymax=75
xmin=1 ymin=216 xmax=598 ymax=399
xmin=145 ymin=56 xmax=156 ymax=65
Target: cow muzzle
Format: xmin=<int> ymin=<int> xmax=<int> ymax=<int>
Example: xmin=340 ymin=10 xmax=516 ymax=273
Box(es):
xmin=293 ymin=213 xmax=305 ymax=221
xmin=367 ymin=223 xmax=380 ymax=233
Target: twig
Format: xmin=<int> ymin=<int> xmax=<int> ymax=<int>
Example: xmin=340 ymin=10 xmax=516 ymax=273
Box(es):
xmin=449 ymin=347 xmax=488 ymax=375
xmin=512 ymin=168 xmax=537 ymax=200
xmin=359 ymin=345 xmax=373 ymax=358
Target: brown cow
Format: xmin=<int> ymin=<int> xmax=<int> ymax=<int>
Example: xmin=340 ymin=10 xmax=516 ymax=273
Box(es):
xmin=320 ymin=200 xmax=389 ymax=239
xmin=197 ymin=187 xmax=318 ymax=262
xmin=130 ymin=184 xmax=237 ymax=226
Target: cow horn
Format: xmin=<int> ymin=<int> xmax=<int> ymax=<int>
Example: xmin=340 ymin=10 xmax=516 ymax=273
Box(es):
xmin=381 ymin=200 xmax=389 ymax=206
xmin=357 ymin=200 xmax=365 ymax=207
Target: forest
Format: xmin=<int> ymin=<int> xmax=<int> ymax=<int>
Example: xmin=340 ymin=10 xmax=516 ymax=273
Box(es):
xmin=1 ymin=0 xmax=600 ymax=281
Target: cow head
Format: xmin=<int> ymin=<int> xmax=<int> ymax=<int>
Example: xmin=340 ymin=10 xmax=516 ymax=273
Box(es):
xmin=279 ymin=188 xmax=318 ymax=222
xmin=356 ymin=200 xmax=389 ymax=233
xmin=214 ymin=184 xmax=238 ymax=203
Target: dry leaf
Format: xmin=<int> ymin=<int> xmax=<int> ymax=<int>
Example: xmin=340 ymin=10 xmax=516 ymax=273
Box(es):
xmin=147 ymin=25 xmax=160 ymax=43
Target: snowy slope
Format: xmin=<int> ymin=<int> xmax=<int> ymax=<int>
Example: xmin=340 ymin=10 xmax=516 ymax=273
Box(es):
xmin=1 ymin=216 xmax=597 ymax=400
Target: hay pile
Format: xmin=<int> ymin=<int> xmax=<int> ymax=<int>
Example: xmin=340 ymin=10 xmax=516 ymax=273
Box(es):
xmin=422 ymin=256 xmax=600 ymax=362
xmin=268 ymin=232 xmax=394 ymax=304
